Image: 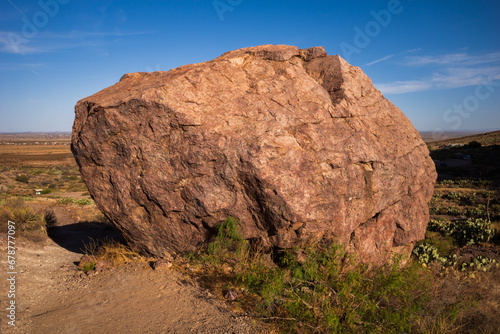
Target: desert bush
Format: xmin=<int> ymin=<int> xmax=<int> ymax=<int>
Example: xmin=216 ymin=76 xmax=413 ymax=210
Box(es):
xmin=44 ymin=208 xmax=57 ymax=228
xmin=41 ymin=189 xmax=51 ymax=194
xmin=0 ymin=198 xmax=46 ymax=232
xmin=186 ymin=218 xmax=468 ymax=333
xmin=81 ymin=260 xmax=96 ymax=272
xmin=48 ymin=168 xmax=62 ymax=176
xmin=83 ymin=238 xmax=142 ymax=267
xmin=192 ymin=217 xmax=248 ymax=266
xmin=467 ymin=141 xmax=482 ymax=148
xmin=208 ymin=217 xmax=243 ymax=250
xmin=59 ymin=197 xmax=75 ymax=205
xmin=14 ymin=174 xmax=30 ymax=183
xmin=237 ymin=245 xmax=438 ymax=333
xmin=75 ymin=198 xmax=93 ymax=206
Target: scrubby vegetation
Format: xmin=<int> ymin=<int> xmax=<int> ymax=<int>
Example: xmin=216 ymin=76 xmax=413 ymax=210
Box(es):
xmin=183 ymin=218 xmax=496 ymax=333
xmin=3 ymin=164 xmax=88 ymax=196
xmin=83 ymin=238 xmax=143 ymax=267
xmin=15 ymin=174 xmax=30 ymax=183
xmin=0 ymin=197 xmax=47 ymax=233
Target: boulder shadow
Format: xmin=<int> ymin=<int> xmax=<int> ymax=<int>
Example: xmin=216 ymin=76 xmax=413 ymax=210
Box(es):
xmin=47 ymin=220 xmax=123 ymax=254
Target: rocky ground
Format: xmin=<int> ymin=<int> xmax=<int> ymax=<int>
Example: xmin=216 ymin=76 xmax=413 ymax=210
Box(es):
xmin=0 ymin=205 xmax=257 ymax=334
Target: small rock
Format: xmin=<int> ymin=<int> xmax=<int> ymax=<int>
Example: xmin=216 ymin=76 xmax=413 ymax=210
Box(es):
xmin=224 ymin=289 xmax=238 ymax=301
xmin=86 ymin=270 xmax=95 ymax=276
xmin=74 ymin=272 xmax=85 ymax=279
xmin=95 ymin=260 xmax=113 ymax=272
xmin=153 ymin=259 xmax=172 ymax=271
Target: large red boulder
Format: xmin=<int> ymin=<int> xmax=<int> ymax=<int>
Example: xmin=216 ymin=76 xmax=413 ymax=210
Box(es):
xmin=72 ymin=45 xmax=436 ymax=263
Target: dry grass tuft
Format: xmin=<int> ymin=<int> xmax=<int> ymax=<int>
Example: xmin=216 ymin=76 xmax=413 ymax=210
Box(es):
xmin=83 ymin=238 xmax=143 ymax=267
xmin=0 ymin=197 xmax=47 ymax=233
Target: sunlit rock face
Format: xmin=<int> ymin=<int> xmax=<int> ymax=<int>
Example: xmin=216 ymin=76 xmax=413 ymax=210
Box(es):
xmin=72 ymin=45 xmax=436 ymax=263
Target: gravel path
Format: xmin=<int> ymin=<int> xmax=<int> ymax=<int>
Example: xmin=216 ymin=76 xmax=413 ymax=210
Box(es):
xmin=0 ymin=205 xmax=255 ymax=334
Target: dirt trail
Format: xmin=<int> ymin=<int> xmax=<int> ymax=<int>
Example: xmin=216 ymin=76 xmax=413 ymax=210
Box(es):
xmin=1 ymin=205 xmax=255 ymax=334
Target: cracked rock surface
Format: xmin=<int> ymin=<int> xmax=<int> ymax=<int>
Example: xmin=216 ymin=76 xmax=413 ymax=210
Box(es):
xmin=72 ymin=44 xmax=437 ymax=263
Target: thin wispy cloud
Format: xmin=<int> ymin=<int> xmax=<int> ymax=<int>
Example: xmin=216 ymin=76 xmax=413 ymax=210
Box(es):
xmin=406 ymin=48 xmax=422 ymax=53
xmin=365 ymin=54 xmax=393 ymax=66
xmin=0 ymin=30 xmax=153 ymax=54
xmin=375 ymin=51 xmax=500 ymax=94
xmin=405 ymin=51 xmax=500 ymax=66
xmin=375 ymin=80 xmax=432 ymax=94
xmin=6 ymin=0 xmax=25 ymax=15
xmin=0 ymin=62 xmax=45 ymax=71
xmin=431 ymin=66 xmax=500 ymax=89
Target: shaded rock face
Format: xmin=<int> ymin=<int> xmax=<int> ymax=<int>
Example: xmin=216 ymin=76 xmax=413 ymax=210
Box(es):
xmin=72 ymin=45 xmax=437 ymax=263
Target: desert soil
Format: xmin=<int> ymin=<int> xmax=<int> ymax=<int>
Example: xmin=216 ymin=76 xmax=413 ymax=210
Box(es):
xmin=0 ymin=205 xmax=256 ymax=334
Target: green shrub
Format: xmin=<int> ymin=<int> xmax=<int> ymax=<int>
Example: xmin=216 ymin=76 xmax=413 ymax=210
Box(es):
xmin=467 ymin=141 xmax=481 ymax=148
xmin=204 ymin=217 xmax=247 ymax=264
xmin=59 ymin=197 xmax=75 ymax=205
xmin=0 ymin=198 xmax=46 ymax=232
xmin=48 ymin=168 xmax=62 ymax=176
xmin=422 ymin=225 xmax=457 ymax=257
xmin=186 ymin=217 xmax=467 ymax=333
xmin=14 ymin=174 xmax=30 ymax=183
xmin=75 ymin=198 xmax=93 ymax=205
xmin=41 ymin=189 xmax=51 ymax=194
xmin=81 ymin=260 xmax=96 ymax=273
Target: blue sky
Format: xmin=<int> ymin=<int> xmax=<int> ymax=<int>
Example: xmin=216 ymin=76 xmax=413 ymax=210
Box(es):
xmin=0 ymin=0 xmax=499 ymax=133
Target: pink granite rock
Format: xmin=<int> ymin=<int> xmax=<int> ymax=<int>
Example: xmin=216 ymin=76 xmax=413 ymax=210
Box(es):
xmin=72 ymin=45 xmax=436 ymax=263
